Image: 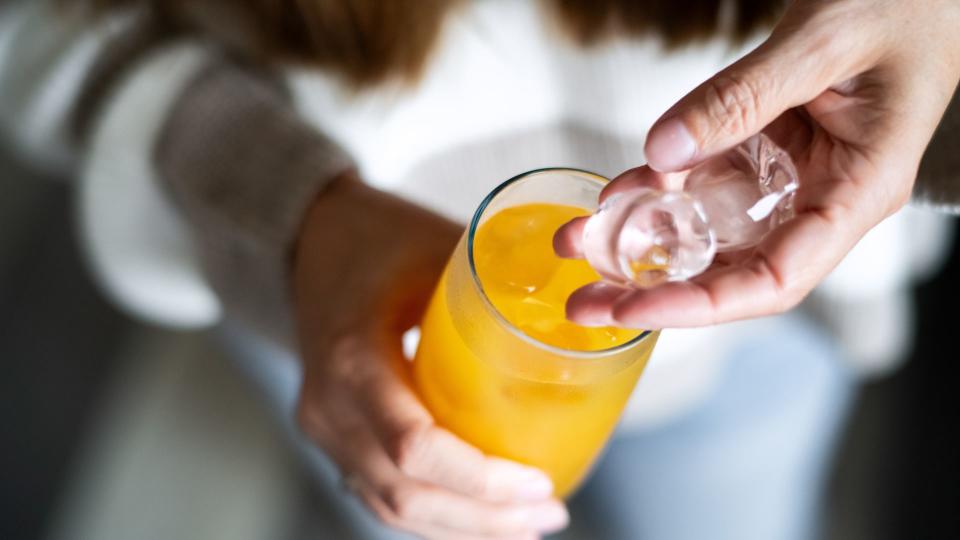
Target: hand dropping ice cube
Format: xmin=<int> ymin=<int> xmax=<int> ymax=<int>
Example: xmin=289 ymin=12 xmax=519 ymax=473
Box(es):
xmin=577 ymin=134 xmax=799 ymax=288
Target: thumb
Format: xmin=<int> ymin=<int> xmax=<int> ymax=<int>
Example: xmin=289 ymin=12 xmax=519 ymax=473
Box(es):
xmin=644 ymin=33 xmax=848 ymax=172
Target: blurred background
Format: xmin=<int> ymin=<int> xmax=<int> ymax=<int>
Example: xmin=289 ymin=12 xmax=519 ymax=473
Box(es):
xmin=3 ymin=125 xmax=960 ymax=540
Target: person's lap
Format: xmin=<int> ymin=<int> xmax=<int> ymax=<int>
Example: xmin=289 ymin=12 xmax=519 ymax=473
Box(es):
xmin=220 ymin=312 xmax=853 ymax=540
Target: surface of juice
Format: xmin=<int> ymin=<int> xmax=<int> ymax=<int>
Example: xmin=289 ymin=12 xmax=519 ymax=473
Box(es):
xmin=474 ymin=204 xmax=640 ymax=350
xmin=414 ymin=203 xmax=656 ymax=496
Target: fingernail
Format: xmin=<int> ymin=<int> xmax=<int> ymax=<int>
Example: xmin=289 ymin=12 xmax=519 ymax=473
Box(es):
xmin=646 ymin=118 xmax=697 ymax=172
xmin=526 ymin=504 xmax=569 ymax=533
xmin=553 ymin=217 xmax=587 ymax=259
xmin=513 ymin=471 xmax=554 ymax=501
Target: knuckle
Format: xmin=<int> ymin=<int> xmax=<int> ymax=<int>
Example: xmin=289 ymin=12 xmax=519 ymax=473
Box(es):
xmin=326 ymin=334 xmax=372 ymax=384
xmin=368 ymin=501 xmax=402 ymax=529
xmin=382 ymin=483 xmax=424 ymax=522
xmin=329 ymin=333 xmax=366 ymax=360
xmin=294 ymin=387 xmax=339 ymax=445
xmin=751 ymin=251 xmax=800 ymax=314
xmin=778 ymin=262 xmax=818 ymax=313
xmin=294 ymin=399 xmax=340 ymax=451
xmin=702 ymin=74 xmax=765 ymax=139
xmin=388 ymin=424 xmax=432 ymax=476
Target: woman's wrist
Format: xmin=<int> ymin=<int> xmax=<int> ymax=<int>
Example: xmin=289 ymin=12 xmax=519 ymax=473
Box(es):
xmin=293 ymin=170 xmax=461 ymax=349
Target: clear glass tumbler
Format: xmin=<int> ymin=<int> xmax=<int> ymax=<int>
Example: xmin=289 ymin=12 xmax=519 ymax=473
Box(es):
xmin=413 ymin=169 xmax=660 ymax=497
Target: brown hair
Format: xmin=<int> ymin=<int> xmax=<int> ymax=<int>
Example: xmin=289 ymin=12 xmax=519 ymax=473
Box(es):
xmin=86 ymin=0 xmax=783 ymax=87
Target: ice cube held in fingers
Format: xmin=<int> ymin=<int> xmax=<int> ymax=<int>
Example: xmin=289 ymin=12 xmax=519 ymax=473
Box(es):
xmin=582 ymin=134 xmax=799 ymax=288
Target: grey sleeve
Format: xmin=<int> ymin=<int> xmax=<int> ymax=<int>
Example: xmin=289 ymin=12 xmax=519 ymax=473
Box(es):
xmin=155 ymin=58 xmax=355 ymax=346
xmin=913 ymin=86 xmax=960 ymax=213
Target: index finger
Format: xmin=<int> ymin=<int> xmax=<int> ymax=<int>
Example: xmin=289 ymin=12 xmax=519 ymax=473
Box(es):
xmin=553 ymin=166 xmax=675 ymax=259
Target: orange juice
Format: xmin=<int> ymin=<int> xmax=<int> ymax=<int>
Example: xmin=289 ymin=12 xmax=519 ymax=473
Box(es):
xmin=475 ymin=204 xmax=640 ymax=351
xmin=414 ymin=198 xmax=658 ymax=496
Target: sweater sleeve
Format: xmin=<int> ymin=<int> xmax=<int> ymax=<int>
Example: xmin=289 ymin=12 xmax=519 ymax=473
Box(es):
xmin=153 ymin=58 xmax=355 ymax=346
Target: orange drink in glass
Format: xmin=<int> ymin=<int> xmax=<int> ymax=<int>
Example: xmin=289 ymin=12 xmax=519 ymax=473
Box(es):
xmin=413 ymin=169 xmax=659 ymax=496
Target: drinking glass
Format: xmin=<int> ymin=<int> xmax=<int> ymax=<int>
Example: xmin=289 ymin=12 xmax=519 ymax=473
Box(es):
xmin=413 ymin=169 xmax=660 ymax=496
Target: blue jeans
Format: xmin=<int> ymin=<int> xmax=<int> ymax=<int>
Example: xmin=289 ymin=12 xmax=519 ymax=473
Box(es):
xmin=221 ymin=313 xmax=853 ymax=540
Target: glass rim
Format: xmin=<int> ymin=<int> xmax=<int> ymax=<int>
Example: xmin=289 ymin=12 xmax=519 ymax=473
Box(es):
xmin=466 ymin=167 xmax=654 ymax=360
